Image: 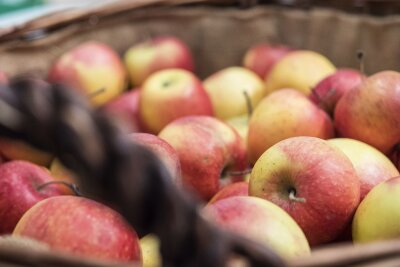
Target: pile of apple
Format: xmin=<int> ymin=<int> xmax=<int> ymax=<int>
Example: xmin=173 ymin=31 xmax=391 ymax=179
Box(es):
xmin=0 ymin=35 xmax=400 ymax=266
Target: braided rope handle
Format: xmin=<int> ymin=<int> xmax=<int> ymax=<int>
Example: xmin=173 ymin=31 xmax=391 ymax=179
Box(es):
xmin=0 ymin=77 xmax=284 ymax=267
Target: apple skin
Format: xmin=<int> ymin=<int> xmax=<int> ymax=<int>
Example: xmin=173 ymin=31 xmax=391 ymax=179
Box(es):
xmin=140 ymin=69 xmax=214 ymax=134
xmin=129 ymin=133 xmax=181 ymax=184
xmin=0 ymin=160 xmax=64 ymax=234
xmin=0 ymin=138 xmax=53 ymax=166
xmin=48 ymin=41 xmax=126 ymax=106
xmin=247 ymin=88 xmax=334 ymax=165
xmin=204 ymin=196 xmax=310 ymax=258
xmin=103 ymin=88 xmax=145 ymax=133
xmin=328 ymin=138 xmax=399 ymax=200
xmin=203 ymin=67 xmax=265 ymax=120
xmin=49 ymin=158 xmax=79 ymax=194
xmin=124 ymin=36 xmax=194 ymax=87
xmin=158 ymin=116 xmax=248 ymax=201
xmin=208 ymin=181 xmax=249 ymax=205
xmin=13 ymin=195 xmax=142 ymax=263
xmin=140 ymin=234 xmax=161 ymax=267
xmin=225 ymin=115 xmax=249 ymax=144
xmin=309 ymin=69 xmax=364 ymax=116
xmin=243 ymin=44 xmax=292 ymax=80
xmin=265 ymin=50 xmax=336 ymax=95
xmin=352 ymin=176 xmax=400 ymax=243
xmin=249 ymin=136 xmax=360 ymax=246
xmin=335 ymin=71 xmax=400 ymax=154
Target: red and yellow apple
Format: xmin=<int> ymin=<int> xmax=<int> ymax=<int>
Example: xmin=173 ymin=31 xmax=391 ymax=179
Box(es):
xmin=249 ymin=136 xmax=360 ymax=246
xmin=328 ymin=138 xmax=399 ymax=200
xmin=140 ymin=69 xmax=213 ymax=134
xmin=158 ymin=116 xmax=247 ymax=201
xmin=265 ymin=50 xmax=336 ymax=95
xmin=243 ymin=44 xmax=292 ymax=79
xmin=335 ymin=71 xmax=400 ymax=154
xmin=48 ymin=41 xmax=126 ymax=106
xmin=0 ymin=160 xmax=64 ymax=234
xmin=124 ymin=36 xmax=194 ymax=87
xmin=204 ymin=196 xmax=310 ymax=258
xmin=203 ymin=67 xmax=265 ymax=120
xmin=247 ymin=88 xmax=334 ymax=164
xmin=13 ymin=195 xmax=141 ymax=263
xmin=129 ymin=133 xmax=181 ymax=184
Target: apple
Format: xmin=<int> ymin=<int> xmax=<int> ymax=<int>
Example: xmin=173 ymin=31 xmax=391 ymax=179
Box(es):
xmin=48 ymin=41 xmax=126 ymax=106
xmin=265 ymin=50 xmax=336 ymax=95
xmin=247 ymin=88 xmax=334 ymax=165
xmin=310 ymin=69 xmax=364 ymax=116
xmin=243 ymin=44 xmax=292 ymax=79
xmin=204 ymin=196 xmax=310 ymax=258
xmin=335 ymin=71 xmax=400 ymax=154
xmin=13 ymin=195 xmax=142 ymax=263
xmin=103 ymin=88 xmax=144 ymax=133
xmin=353 ymin=176 xmax=400 ymax=243
xmin=203 ymin=67 xmax=265 ymax=120
xmin=140 ymin=69 xmax=213 ymax=134
xmin=328 ymin=138 xmax=399 ymax=200
xmin=140 ymin=234 xmax=161 ymax=267
xmin=158 ymin=116 xmax=247 ymax=201
xmin=208 ymin=181 xmax=249 ymax=205
xmin=129 ymin=133 xmax=181 ymax=184
xmin=249 ymin=136 xmax=360 ymax=246
xmin=0 ymin=137 xmax=53 ymax=166
xmin=0 ymin=160 xmax=64 ymax=234
xmin=124 ymin=36 xmax=194 ymax=87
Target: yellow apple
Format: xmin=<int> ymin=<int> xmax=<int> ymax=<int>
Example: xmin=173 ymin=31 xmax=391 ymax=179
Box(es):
xmin=225 ymin=114 xmax=249 ymax=143
xmin=265 ymin=50 xmax=336 ymax=95
xmin=140 ymin=234 xmax=161 ymax=267
xmin=328 ymin=138 xmax=399 ymax=200
xmin=353 ymin=176 xmax=400 ymax=243
xmin=203 ymin=67 xmax=265 ymax=120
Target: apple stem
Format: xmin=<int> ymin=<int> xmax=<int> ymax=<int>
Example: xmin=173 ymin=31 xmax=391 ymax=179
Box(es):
xmin=37 ymin=181 xmax=82 ymax=196
xmin=243 ymin=91 xmax=253 ymax=119
xmin=88 ymin=87 xmax=105 ymax=98
xmin=288 ymin=188 xmax=306 ymax=203
xmin=357 ymin=50 xmax=365 ymax=75
xmin=225 ymin=168 xmax=253 ymax=177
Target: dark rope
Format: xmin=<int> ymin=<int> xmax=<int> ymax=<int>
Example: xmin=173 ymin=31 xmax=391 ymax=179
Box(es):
xmin=0 ymin=77 xmax=285 ymax=267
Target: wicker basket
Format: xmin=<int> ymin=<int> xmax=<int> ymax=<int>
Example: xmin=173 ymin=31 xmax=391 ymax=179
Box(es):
xmin=0 ymin=1 xmax=400 ymax=266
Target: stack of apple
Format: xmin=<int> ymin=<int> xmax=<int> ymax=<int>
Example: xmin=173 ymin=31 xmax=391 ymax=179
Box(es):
xmin=0 ymin=34 xmax=400 ymax=267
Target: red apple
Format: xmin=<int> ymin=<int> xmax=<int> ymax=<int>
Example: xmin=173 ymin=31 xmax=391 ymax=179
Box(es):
xmin=310 ymin=69 xmax=364 ymax=116
xmin=48 ymin=41 xmax=126 ymax=106
xmin=247 ymin=88 xmax=334 ymax=165
xmin=208 ymin=181 xmax=249 ymax=205
xmin=335 ymin=71 xmax=400 ymax=154
xmin=0 ymin=160 xmax=64 ymax=234
xmin=140 ymin=69 xmax=213 ymax=134
xmin=129 ymin=133 xmax=181 ymax=184
xmin=243 ymin=44 xmax=292 ymax=80
xmin=13 ymin=195 xmax=141 ymax=263
xmin=158 ymin=116 xmax=247 ymax=201
xmin=124 ymin=36 xmax=194 ymax=87
xmin=103 ymin=88 xmax=144 ymax=133
xmin=204 ymin=196 xmax=310 ymax=259
xmin=249 ymin=137 xmax=360 ymax=246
